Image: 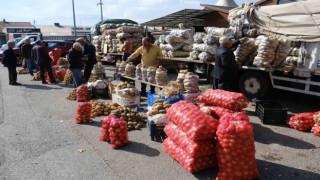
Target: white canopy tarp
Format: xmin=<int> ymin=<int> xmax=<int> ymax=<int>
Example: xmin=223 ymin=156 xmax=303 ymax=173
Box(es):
xmin=247 ymin=0 xmax=320 ymax=42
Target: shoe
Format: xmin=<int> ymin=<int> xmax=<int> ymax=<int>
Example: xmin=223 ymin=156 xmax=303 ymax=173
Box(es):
xmin=50 ymin=81 xmax=57 ymax=84
xmin=12 ymin=82 xmax=21 ymax=86
xmin=42 ymin=81 xmax=48 ymax=84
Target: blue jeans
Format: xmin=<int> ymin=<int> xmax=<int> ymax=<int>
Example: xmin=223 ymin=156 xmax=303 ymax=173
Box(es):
xmin=70 ymin=69 xmax=82 ymax=88
xmin=26 ymin=58 xmax=38 ymax=76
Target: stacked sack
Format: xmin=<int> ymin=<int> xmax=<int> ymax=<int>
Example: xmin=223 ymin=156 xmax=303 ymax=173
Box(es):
xmin=235 ymin=38 xmax=257 ymax=66
xmin=216 ymin=113 xmax=259 ymax=180
xmin=289 ymin=111 xmax=320 ymax=137
xmin=164 ymin=101 xmax=219 ymax=173
xmin=116 ymin=25 xmax=144 ymax=52
xmin=99 ymin=23 xmax=119 ymax=53
xmin=92 ymin=36 xmax=102 ymax=52
xmin=76 ymin=85 xmax=88 ymax=102
xmin=160 ymin=29 xmax=192 ymax=58
xmin=197 ymin=90 xmax=250 ymax=119
xmin=253 ymin=35 xmax=279 ymax=68
xmin=155 ymin=66 xmax=168 ymax=86
xmin=75 ymin=102 xmax=92 ymax=124
xmin=183 ymin=72 xmax=199 ymax=93
xmin=99 ymin=116 xmax=130 ymax=149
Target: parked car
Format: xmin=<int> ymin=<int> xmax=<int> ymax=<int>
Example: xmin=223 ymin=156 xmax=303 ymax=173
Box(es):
xmin=0 ymin=40 xmax=73 ymax=65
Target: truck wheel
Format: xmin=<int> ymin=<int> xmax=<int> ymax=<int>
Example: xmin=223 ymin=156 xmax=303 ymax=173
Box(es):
xmin=239 ymin=72 xmax=270 ymax=99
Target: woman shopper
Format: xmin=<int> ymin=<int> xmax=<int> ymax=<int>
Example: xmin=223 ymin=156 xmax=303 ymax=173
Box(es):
xmin=67 ymin=43 xmax=83 ymax=88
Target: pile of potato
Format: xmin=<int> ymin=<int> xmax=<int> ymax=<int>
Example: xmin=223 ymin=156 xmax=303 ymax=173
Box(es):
xmin=90 ymin=101 xmax=120 ymax=117
xmin=17 ymin=69 xmax=28 ymax=74
xmin=63 ymin=70 xmax=73 ymax=84
xmin=148 ymin=99 xmax=172 ymax=116
xmin=67 ymin=89 xmax=77 ymax=100
xmin=57 ymin=58 xmax=68 ymax=66
xmin=31 ymin=72 xmax=41 ymax=81
xmin=88 ymin=74 xmax=100 ymax=83
xmin=116 ymin=81 xmax=134 ymax=90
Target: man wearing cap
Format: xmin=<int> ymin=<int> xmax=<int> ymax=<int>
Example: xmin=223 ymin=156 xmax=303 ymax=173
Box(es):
xmin=2 ymin=41 xmax=21 ymax=85
xmin=212 ymin=36 xmax=247 ymax=91
xmin=21 ymin=38 xmax=37 ymax=76
xmin=76 ymin=38 xmax=97 ymax=83
xmin=31 ymin=40 xmax=56 ymax=84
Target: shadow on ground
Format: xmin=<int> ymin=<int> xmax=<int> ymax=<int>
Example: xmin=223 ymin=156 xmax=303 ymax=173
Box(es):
xmin=252 ymin=123 xmax=316 ymax=149
xmin=119 ymin=141 xmax=160 ymax=157
xmin=23 ymin=84 xmax=62 ymax=90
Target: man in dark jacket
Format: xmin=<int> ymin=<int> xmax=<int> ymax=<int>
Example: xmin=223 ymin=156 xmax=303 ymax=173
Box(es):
xmin=2 ymin=41 xmax=21 ymax=85
xmin=67 ymin=43 xmax=83 ymax=88
xmin=77 ymin=38 xmax=97 ymax=83
xmin=211 ymin=36 xmax=247 ymax=91
xmin=21 ymin=38 xmax=36 ymax=76
xmin=31 ymin=40 xmax=56 ymax=84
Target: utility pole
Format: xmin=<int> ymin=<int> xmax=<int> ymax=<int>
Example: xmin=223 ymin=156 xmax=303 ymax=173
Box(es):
xmin=97 ymin=0 xmax=104 ymax=21
xmin=72 ymin=0 xmax=77 ymax=37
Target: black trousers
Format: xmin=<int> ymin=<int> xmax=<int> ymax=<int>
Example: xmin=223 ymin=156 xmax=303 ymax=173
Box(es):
xmin=7 ymin=66 xmax=17 ymax=84
xmin=213 ymin=78 xmax=236 ymax=92
xmin=39 ymin=63 xmax=54 ymax=82
xmin=141 ymin=84 xmax=155 ymax=93
xmin=84 ymin=63 xmax=94 ymax=82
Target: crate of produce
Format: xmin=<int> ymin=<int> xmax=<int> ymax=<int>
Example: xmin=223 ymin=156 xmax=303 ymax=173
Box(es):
xmin=147 ymin=91 xmax=184 ymax=106
xmin=147 ymin=121 xmax=167 ymax=142
xmin=256 ymin=101 xmax=287 ymax=124
xmin=112 ymin=93 xmax=140 ymax=107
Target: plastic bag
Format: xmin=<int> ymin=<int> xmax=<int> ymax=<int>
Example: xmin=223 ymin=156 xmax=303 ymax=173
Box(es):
xmin=193 ymin=44 xmax=217 ymax=55
xmin=235 ymin=38 xmax=257 ymax=65
xmin=205 ymin=27 xmax=232 ymax=36
xmin=147 ymin=114 xmax=169 ymax=125
xmin=160 ymin=43 xmax=183 ymax=51
xmin=253 ymin=35 xmax=279 ymax=68
xmin=75 ymin=102 xmax=92 ymax=124
xmin=76 ymin=85 xmax=88 ymax=102
xmin=197 ymin=90 xmax=249 ymax=111
xmin=147 ymin=66 xmax=156 ymax=84
xmin=198 ymin=52 xmax=214 ymax=62
xmin=166 ymin=101 xmax=219 ymax=141
xmin=167 ymin=51 xmax=190 ymax=58
xmin=169 ymin=29 xmax=190 ymax=39
xmin=135 ymin=64 xmax=142 ymax=80
xmin=203 ymin=34 xmax=219 ymax=45
xmin=289 ymin=112 xmax=315 ymax=131
xmin=216 ymin=120 xmax=259 ymax=180
xmin=156 ymin=66 xmax=168 ymax=85
xmin=91 ymin=64 xmax=105 ymax=75
xmin=164 ymin=123 xmax=216 ymax=158
xmin=163 ymin=138 xmax=217 ymax=173
xmin=183 ymin=72 xmax=199 ymax=93
xmin=124 ymin=62 xmax=135 ymax=77
xmin=99 ymin=116 xmax=112 ymax=141
xmin=109 ymin=117 xmax=129 ymax=149
xmin=311 ymin=124 xmax=320 ymax=136
xmin=165 ymin=35 xmax=184 ymax=44
xmin=193 ymin=33 xmax=206 ymax=44
xmin=189 ymin=51 xmax=200 ymax=60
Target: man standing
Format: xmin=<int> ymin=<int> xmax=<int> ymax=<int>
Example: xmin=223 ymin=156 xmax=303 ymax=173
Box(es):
xmin=21 ymin=38 xmax=36 ymax=76
xmin=211 ymin=36 xmax=247 ymax=91
xmin=127 ymin=37 xmax=163 ymax=96
xmin=2 ymin=41 xmax=21 ymax=85
xmin=32 ymin=40 xmax=56 ymax=84
xmin=77 ymin=38 xmax=97 ymax=83
xmin=120 ymin=37 xmax=133 ymax=61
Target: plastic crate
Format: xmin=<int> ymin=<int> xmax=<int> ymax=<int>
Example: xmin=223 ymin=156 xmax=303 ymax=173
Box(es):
xmin=256 ymin=101 xmax=287 ymax=124
xmin=147 ymin=91 xmax=184 ymax=106
xmin=147 ymin=121 xmax=167 ymax=142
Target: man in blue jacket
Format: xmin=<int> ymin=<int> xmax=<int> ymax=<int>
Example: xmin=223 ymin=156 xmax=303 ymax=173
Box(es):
xmin=2 ymin=41 xmax=21 ymax=85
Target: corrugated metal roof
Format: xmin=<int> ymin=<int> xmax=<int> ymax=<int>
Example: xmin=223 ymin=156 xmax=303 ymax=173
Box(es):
xmin=200 ymin=4 xmax=234 ymax=13
xmin=142 ymin=9 xmax=212 ymax=27
xmin=0 ymin=21 xmax=33 ymax=31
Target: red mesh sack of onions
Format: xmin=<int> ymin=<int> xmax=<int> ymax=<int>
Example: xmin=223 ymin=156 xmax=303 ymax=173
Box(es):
xmin=163 ymin=138 xmax=217 ymax=173
xmin=219 ymin=112 xmax=250 ymax=123
xmin=99 ymin=116 xmax=112 ymax=142
xmin=314 ymin=111 xmax=320 ymax=125
xmin=199 ymin=103 xmax=235 ymax=119
xmin=109 ymin=117 xmax=129 ymax=149
xmin=216 ymin=120 xmax=259 ymax=180
xmin=75 ymin=102 xmax=92 ymax=124
xmin=288 ymin=113 xmax=315 ymax=131
xmin=311 ymin=124 xmax=320 ymax=136
xmin=164 ymin=123 xmax=216 ymax=158
xmin=76 ymin=85 xmax=88 ymax=102
xmin=166 ymin=101 xmax=219 ymax=141
xmin=197 ymin=90 xmax=249 ymax=111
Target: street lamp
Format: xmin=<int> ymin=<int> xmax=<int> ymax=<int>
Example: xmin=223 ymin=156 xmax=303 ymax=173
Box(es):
xmin=72 ymin=0 xmax=77 ymax=37
xmin=97 ymin=0 xmax=104 ymax=21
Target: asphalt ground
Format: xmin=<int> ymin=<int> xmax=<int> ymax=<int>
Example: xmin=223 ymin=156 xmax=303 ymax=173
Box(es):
xmin=0 ymin=65 xmax=319 ymax=180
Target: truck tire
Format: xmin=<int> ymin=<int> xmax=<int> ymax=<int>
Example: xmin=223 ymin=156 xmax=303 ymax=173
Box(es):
xmin=239 ymin=71 xmax=270 ymax=99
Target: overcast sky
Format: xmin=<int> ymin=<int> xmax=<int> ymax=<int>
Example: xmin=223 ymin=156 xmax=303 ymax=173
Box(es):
xmin=0 ymin=0 xmax=256 ymax=27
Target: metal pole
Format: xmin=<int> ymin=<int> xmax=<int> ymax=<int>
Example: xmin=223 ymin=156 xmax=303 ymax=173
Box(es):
xmin=72 ymin=0 xmax=77 ymax=37
xmin=97 ymin=0 xmax=104 ymax=21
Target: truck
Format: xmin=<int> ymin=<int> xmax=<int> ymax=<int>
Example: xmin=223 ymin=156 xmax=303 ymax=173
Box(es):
xmin=227 ymin=0 xmax=320 ymax=98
